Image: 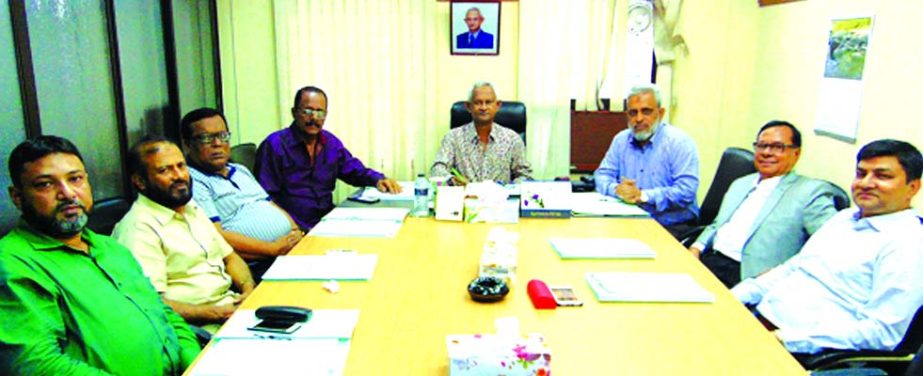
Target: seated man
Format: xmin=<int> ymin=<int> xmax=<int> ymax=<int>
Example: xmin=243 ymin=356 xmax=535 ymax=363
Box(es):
xmin=430 ymin=82 xmax=532 ymax=184
xmin=0 ymin=136 xmax=199 ymax=374
xmin=689 ymin=121 xmax=840 ymax=288
xmin=255 ymin=86 xmax=402 ymax=231
xmin=594 ymin=83 xmax=700 ymax=238
xmin=113 ymin=136 xmax=256 ymax=332
xmin=180 ymin=108 xmax=303 ymax=279
xmin=733 ymin=139 xmax=923 ymax=355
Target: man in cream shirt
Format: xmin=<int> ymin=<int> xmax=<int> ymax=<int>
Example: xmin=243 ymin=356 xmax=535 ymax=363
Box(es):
xmin=114 ymin=136 xmax=255 ymax=332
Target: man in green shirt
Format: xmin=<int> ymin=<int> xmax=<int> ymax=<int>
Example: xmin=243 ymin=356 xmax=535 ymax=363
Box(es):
xmin=0 ymin=136 xmax=201 ymax=375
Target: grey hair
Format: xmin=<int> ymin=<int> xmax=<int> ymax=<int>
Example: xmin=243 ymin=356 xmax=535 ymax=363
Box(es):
xmin=627 ymin=83 xmax=662 ymax=107
xmin=468 ymin=81 xmax=497 ymax=101
xmin=466 ymin=7 xmax=483 ymax=18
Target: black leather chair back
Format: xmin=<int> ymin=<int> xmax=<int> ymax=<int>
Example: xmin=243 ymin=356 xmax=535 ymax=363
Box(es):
xmin=231 ymin=142 xmax=258 ymax=172
xmin=450 ymin=101 xmax=527 ymax=143
xmin=699 ymin=147 xmax=757 ymax=225
xmin=824 ymin=180 xmax=851 ymax=211
xmin=86 ymin=196 xmax=132 ymax=235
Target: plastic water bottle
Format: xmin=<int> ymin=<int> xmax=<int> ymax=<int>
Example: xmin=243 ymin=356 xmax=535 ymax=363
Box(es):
xmin=413 ymin=174 xmax=429 ymax=217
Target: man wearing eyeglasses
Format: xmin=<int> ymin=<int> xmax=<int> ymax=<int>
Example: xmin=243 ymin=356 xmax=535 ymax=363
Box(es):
xmin=255 ymin=86 xmax=401 ymax=231
xmin=594 ymin=83 xmax=700 ymax=239
xmin=689 ymin=121 xmax=840 ymax=288
xmin=180 ymin=108 xmax=303 ymax=280
xmin=733 ymin=139 xmax=923 ymax=355
xmin=456 ymin=7 xmax=494 ymax=49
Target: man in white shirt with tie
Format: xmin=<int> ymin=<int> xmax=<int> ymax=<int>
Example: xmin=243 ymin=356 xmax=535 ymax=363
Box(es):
xmin=689 ymin=121 xmax=840 ymax=287
xmin=733 ymin=139 xmax=923 ymax=355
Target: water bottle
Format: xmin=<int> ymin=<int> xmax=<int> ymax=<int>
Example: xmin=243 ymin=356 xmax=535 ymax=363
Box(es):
xmin=413 ymin=174 xmax=429 ymax=217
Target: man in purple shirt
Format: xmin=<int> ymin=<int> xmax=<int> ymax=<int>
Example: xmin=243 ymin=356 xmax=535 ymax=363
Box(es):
xmin=254 ymin=86 xmax=402 ymax=231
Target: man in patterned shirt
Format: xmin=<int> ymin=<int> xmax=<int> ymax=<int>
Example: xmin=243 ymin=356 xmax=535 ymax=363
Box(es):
xmin=431 ymin=82 xmax=532 ymax=185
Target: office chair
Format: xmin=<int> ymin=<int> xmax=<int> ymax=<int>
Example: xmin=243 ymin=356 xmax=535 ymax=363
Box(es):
xmin=679 ymin=147 xmax=756 ymax=246
xmin=803 ymin=305 xmax=923 ymax=374
xmin=824 ymin=180 xmax=851 ymax=211
xmin=86 ymin=196 xmax=132 ymax=235
xmin=230 ymin=142 xmax=258 ymax=172
xmin=450 ymin=101 xmax=527 ymax=144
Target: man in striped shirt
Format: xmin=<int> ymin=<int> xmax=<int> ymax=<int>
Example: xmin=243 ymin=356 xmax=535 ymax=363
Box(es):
xmin=180 ymin=108 xmax=303 ymax=279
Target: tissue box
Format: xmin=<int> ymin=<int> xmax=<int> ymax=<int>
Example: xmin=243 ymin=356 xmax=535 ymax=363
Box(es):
xmin=447 ymin=334 xmax=551 ymax=376
xmin=464 ymin=198 xmax=520 ymax=223
xmin=435 ymin=186 xmax=465 ymax=221
xmin=520 ymin=181 xmax=572 ymax=218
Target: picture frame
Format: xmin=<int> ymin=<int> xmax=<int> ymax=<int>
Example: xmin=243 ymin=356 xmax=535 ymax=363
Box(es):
xmin=450 ymin=1 xmax=501 ymax=56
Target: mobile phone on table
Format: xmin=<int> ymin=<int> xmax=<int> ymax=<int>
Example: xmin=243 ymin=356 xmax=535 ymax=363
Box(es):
xmin=550 ymin=285 xmax=583 ymax=307
xmin=248 ymin=319 xmax=302 ymax=334
xmin=347 ymin=195 xmax=380 ymax=204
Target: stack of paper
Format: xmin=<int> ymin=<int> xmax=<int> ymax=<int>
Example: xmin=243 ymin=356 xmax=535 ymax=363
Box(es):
xmin=549 ymin=238 xmax=655 ymax=259
xmin=355 ymin=182 xmax=415 ymax=201
xmin=262 ymin=254 xmax=378 ymax=281
xmin=192 ymin=309 xmax=361 ymax=376
xmin=309 ymin=207 xmax=409 ymax=238
xmin=570 ymin=192 xmax=650 ymax=217
xmin=190 ymin=338 xmax=350 ymax=376
xmin=585 ymin=272 xmax=714 ymax=303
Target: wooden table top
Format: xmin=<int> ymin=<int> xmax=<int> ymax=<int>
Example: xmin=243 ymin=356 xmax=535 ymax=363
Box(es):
xmin=196 ymin=216 xmax=807 ymax=375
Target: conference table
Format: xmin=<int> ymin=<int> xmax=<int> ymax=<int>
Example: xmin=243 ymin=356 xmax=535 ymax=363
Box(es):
xmin=189 ymin=214 xmax=806 ymax=375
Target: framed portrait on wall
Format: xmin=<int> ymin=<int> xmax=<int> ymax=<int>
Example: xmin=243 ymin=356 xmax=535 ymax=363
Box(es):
xmin=450 ymin=1 xmax=501 ymax=56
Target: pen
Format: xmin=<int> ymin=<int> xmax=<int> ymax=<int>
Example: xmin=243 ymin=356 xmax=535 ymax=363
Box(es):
xmin=450 ymin=167 xmax=469 ymax=185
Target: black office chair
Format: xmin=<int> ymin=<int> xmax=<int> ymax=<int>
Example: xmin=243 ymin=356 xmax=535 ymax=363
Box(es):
xmin=450 ymin=101 xmax=527 ymax=144
xmin=230 ymin=142 xmax=258 ymax=172
xmin=803 ymin=305 xmax=923 ymax=374
xmin=679 ymin=147 xmax=756 ymax=246
xmin=824 ymin=180 xmax=851 ymax=211
xmin=86 ymin=196 xmax=132 ymax=235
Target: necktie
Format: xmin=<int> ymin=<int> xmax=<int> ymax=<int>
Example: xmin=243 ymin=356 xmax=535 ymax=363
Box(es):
xmin=468 ymin=34 xmax=474 ymax=46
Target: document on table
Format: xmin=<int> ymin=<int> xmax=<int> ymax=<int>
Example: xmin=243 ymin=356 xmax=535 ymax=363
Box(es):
xmin=549 ymin=238 xmax=655 ymax=259
xmin=309 ymin=207 xmax=409 ymax=238
xmin=189 ymin=338 xmax=350 ymax=376
xmin=585 ymin=272 xmax=714 ymax=303
xmin=570 ymin=192 xmax=650 ymax=217
xmin=216 ymin=309 xmax=361 ymax=340
xmin=356 ymin=181 xmax=415 ymax=201
xmin=262 ymin=254 xmax=378 ymax=281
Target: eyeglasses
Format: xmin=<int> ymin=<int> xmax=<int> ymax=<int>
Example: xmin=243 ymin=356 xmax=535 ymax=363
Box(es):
xmin=752 ymin=142 xmax=797 ymax=154
xmin=192 ymin=131 xmax=231 ymax=145
xmin=299 ymin=108 xmax=327 ymax=119
xmin=627 ymin=108 xmax=656 ymax=117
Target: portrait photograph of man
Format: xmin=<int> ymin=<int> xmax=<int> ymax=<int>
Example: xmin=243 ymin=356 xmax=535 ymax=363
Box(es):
xmin=450 ymin=1 xmax=500 ymax=55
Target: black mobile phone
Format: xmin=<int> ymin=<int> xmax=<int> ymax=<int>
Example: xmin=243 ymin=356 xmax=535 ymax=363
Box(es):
xmin=248 ymin=319 xmax=302 ymax=334
xmin=347 ymin=195 xmax=380 ymax=204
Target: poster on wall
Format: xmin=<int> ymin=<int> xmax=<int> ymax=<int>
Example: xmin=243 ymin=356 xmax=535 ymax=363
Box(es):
xmin=450 ymin=1 xmax=500 ymax=56
xmin=814 ymin=16 xmax=874 ymax=143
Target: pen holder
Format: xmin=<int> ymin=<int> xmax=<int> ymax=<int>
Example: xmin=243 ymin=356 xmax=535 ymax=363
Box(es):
xmin=526 ymin=279 xmax=556 ymax=310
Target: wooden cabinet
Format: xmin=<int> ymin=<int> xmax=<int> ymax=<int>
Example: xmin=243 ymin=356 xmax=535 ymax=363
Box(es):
xmin=570 ymin=111 xmax=627 ymax=172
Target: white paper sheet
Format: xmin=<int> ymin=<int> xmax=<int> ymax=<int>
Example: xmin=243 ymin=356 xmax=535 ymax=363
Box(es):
xmin=189 ymin=338 xmax=350 ymax=376
xmin=322 ymin=207 xmax=409 ymax=221
xmin=585 ymin=272 xmax=714 ymax=303
xmin=570 ymin=192 xmax=650 ymax=217
xmin=309 ymin=219 xmax=404 ymax=238
xmin=549 ymin=238 xmax=655 ymax=259
xmin=216 ymin=309 xmax=360 ymax=340
xmin=262 ymin=254 xmax=378 ymax=281
xmin=356 ymin=181 xmax=415 ymax=201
